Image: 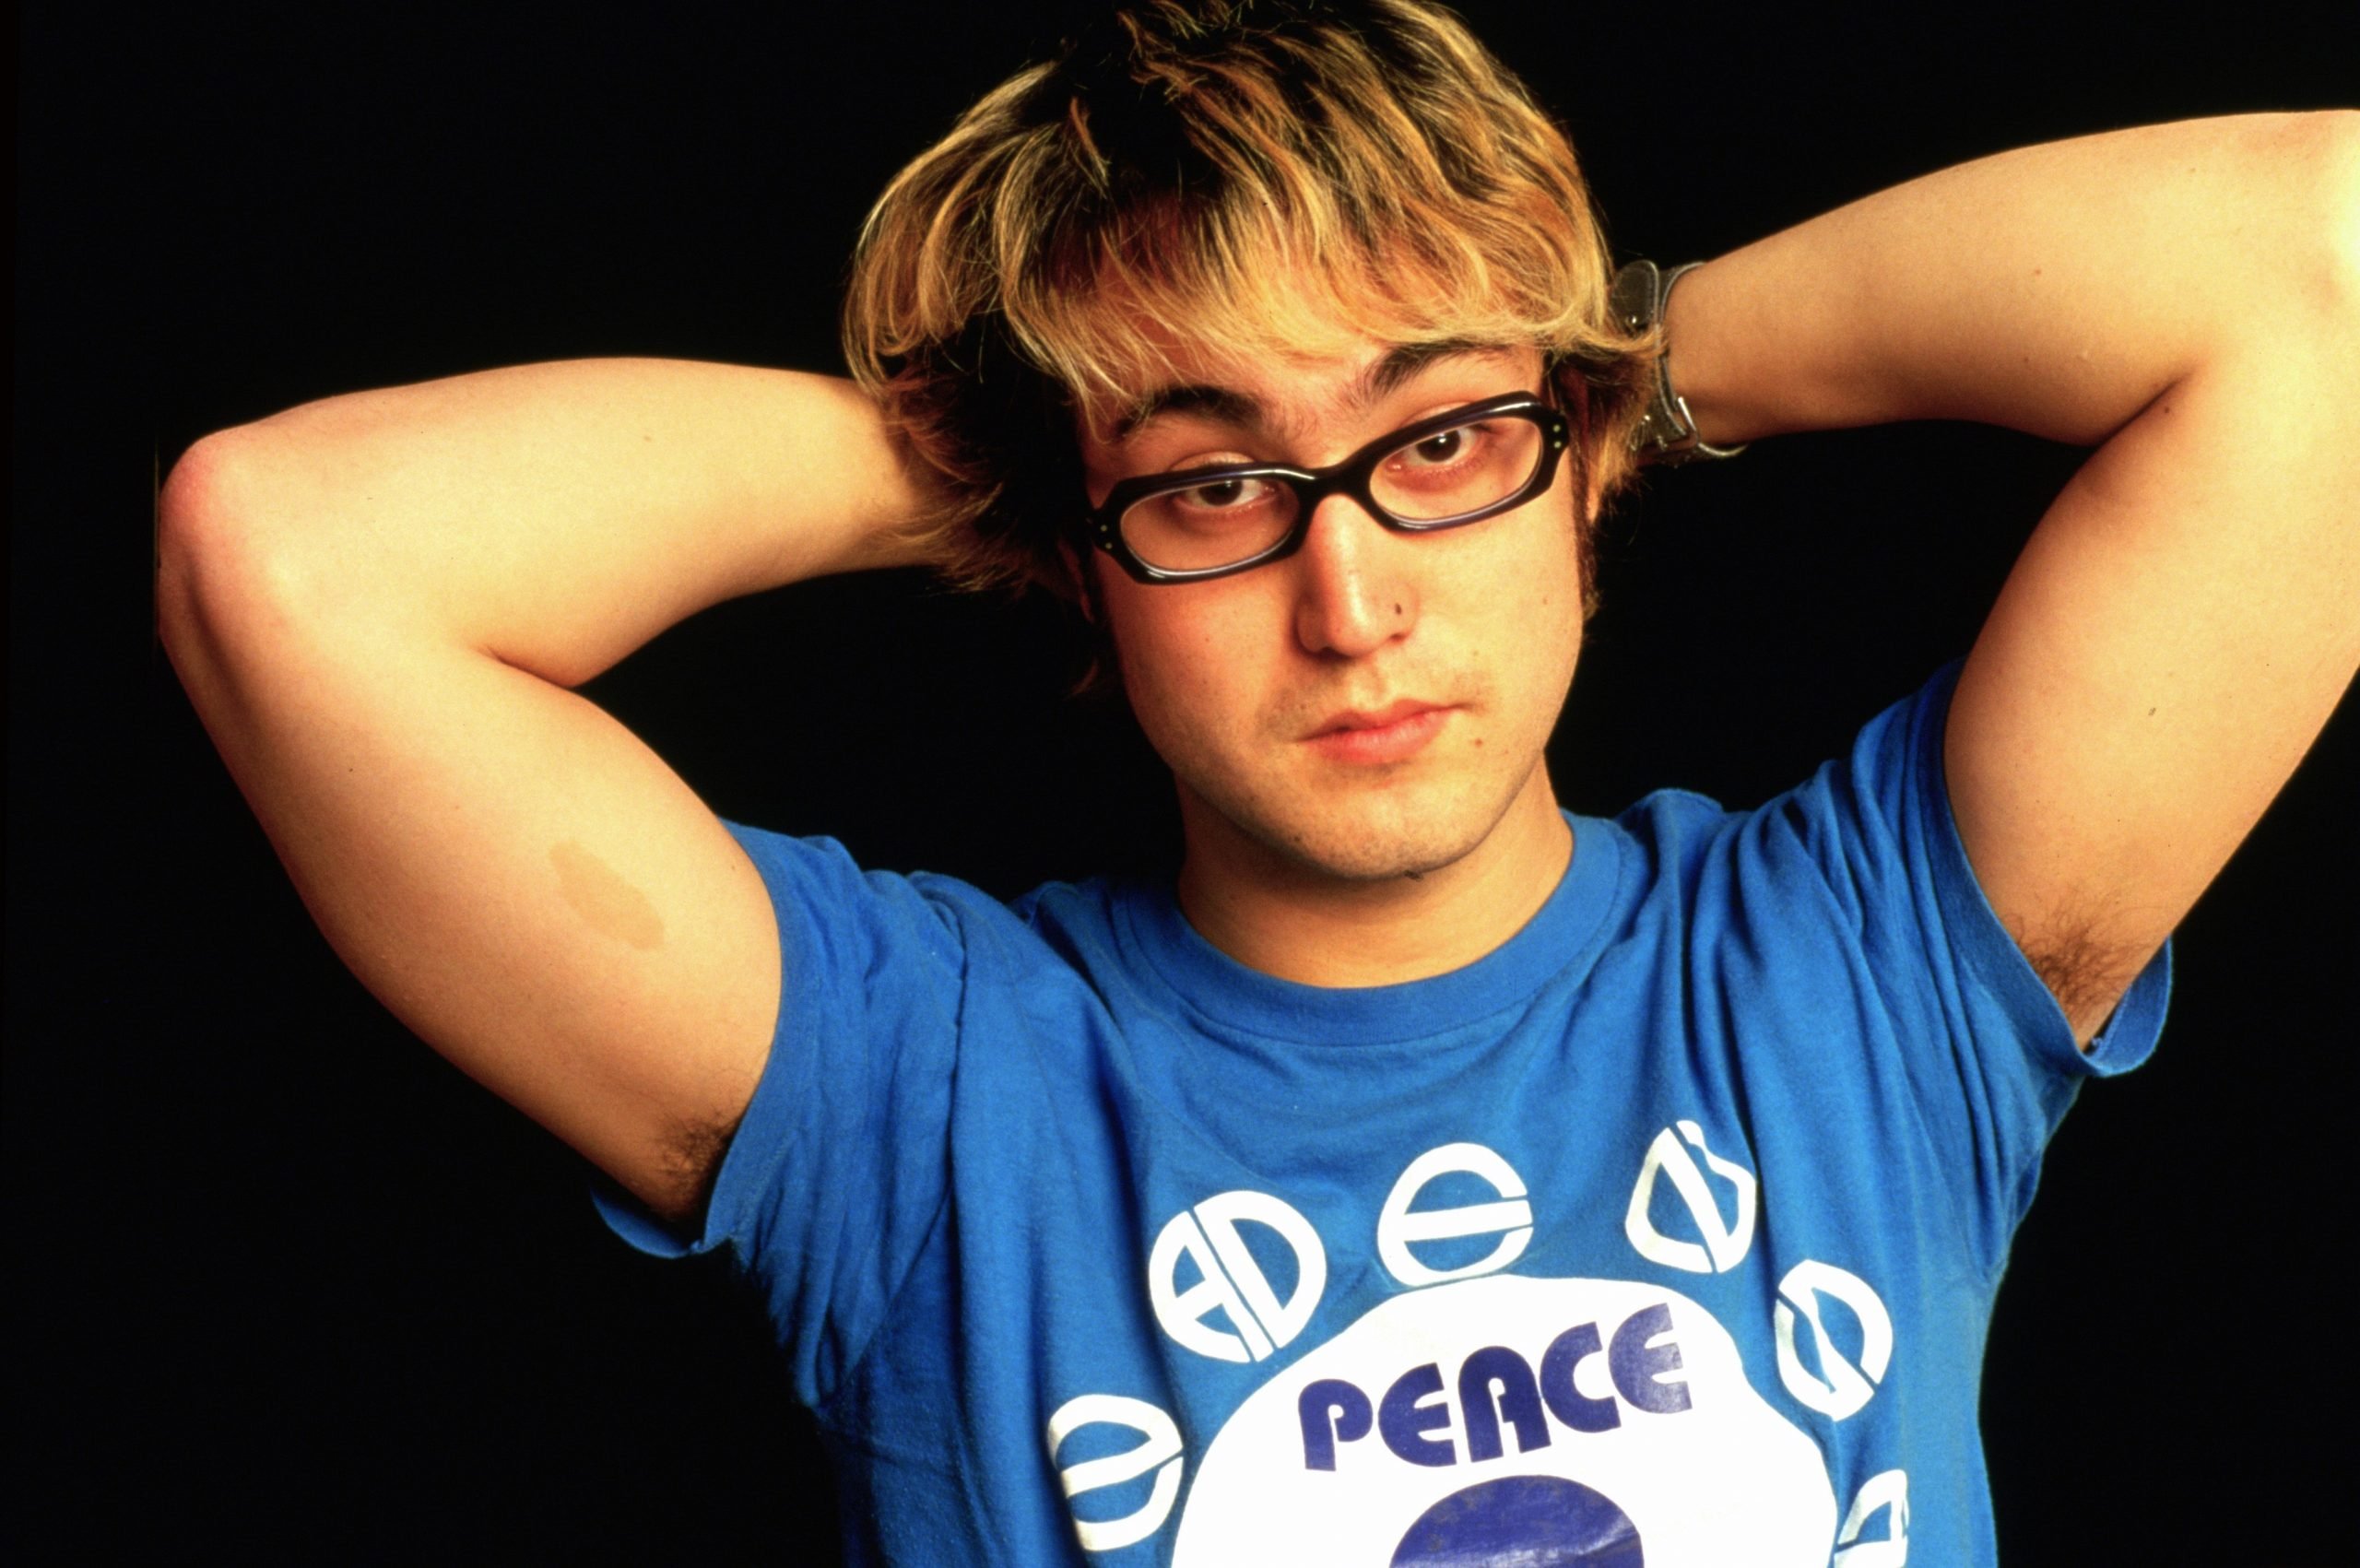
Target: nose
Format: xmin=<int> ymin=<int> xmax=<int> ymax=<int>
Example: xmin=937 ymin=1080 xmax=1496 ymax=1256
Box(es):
xmin=1291 ymin=492 xmax=1417 ymax=658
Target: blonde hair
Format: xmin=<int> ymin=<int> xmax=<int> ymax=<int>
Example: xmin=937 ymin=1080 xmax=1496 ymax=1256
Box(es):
xmin=844 ymin=0 xmax=1653 ymax=597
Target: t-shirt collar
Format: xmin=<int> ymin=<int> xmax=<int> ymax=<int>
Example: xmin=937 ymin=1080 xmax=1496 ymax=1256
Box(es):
xmin=1113 ymin=810 xmax=1627 ymax=1045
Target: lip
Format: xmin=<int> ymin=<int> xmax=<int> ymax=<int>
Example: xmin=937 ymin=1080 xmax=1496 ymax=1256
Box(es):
xmin=1303 ymin=701 xmax=1453 ymax=765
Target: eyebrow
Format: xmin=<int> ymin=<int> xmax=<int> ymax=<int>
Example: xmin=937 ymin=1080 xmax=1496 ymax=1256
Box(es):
xmin=1112 ymin=338 xmax=1500 ymax=442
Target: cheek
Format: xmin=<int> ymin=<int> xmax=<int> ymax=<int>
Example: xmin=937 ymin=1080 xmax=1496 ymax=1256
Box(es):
xmin=1100 ymin=571 xmax=1268 ymax=749
xmin=1472 ymin=505 xmax=1587 ymax=709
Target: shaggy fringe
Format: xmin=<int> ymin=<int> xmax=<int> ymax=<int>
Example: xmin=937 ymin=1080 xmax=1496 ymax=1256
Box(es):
xmin=844 ymin=0 xmax=1657 ymax=598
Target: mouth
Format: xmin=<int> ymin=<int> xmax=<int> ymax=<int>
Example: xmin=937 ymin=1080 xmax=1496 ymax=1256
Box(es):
xmin=1303 ymin=700 xmax=1453 ymax=765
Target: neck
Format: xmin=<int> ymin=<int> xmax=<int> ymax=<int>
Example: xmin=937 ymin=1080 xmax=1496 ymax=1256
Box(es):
xmin=1174 ymin=767 xmax=1574 ymax=987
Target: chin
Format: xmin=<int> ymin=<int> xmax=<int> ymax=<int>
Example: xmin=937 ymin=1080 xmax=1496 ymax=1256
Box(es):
xmin=1201 ymin=777 xmax=1516 ymax=885
xmin=1305 ymin=818 xmax=1491 ymax=882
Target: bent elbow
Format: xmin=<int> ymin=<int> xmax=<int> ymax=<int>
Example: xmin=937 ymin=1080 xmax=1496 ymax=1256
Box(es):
xmin=155 ymin=425 xmax=338 ymax=685
xmin=157 ymin=428 xmax=262 ymax=659
xmin=2283 ymin=111 xmax=2360 ymax=324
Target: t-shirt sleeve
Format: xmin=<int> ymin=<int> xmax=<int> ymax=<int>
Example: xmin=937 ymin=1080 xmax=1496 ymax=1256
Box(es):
xmin=1754 ymin=662 xmax=2169 ymax=1277
xmin=593 ymin=823 xmax=971 ymax=1409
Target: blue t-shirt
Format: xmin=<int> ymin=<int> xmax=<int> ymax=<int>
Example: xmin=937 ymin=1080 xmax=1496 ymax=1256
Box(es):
xmin=603 ymin=667 xmax=2167 ymax=1566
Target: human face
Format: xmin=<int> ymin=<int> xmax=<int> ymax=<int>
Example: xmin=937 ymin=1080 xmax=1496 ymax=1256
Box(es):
xmin=1080 ymin=341 xmax=1587 ymax=885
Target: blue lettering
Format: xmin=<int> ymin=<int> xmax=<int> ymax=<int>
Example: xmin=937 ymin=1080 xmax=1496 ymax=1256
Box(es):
xmin=1457 ymin=1345 xmax=1552 ymax=1463
xmin=1297 ymin=1378 xmax=1373 ymax=1470
xmin=1377 ymin=1362 xmax=1457 ymax=1467
xmin=1538 ymin=1322 xmax=1622 ymax=1433
xmin=1609 ymin=1301 xmax=1693 ymax=1413
xmin=1300 ymin=1303 xmax=1693 ymax=1477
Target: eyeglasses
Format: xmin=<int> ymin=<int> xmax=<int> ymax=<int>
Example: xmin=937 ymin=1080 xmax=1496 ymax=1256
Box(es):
xmin=1084 ymin=392 xmax=1572 ymax=584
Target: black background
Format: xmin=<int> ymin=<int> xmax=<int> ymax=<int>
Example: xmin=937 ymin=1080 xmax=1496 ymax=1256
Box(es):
xmin=13 ymin=2 xmax=2356 ymax=1562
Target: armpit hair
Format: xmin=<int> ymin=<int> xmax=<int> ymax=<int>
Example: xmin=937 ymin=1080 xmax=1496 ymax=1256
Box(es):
xmin=2017 ymin=910 xmax=2154 ymax=1043
xmin=655 ymin=1113 xmax=745 ymax=1220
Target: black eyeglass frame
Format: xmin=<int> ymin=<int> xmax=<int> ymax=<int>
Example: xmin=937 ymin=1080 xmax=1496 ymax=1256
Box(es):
xmin=1082 ymin=392 xmax=1573 ymax=585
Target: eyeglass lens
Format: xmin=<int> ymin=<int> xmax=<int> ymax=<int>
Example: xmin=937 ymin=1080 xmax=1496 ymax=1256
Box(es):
xmin=1118 ymin=409 xmax=1546 ymax=573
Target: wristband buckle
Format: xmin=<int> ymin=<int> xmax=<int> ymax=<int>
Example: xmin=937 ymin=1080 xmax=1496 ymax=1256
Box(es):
xmin=1610 ymin=258 xmax=1749 ymax=466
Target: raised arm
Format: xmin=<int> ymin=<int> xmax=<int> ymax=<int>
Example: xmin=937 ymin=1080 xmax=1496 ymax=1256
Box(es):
xmin=1665 ymin=112 xmax=2360 ymax=1042
xmin=158 ymin=360 xmax=934 ymax=1220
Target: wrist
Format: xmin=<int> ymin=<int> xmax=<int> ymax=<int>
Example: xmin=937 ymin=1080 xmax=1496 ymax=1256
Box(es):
xmin=1610 ymin=259 xmax=1748 ymax=466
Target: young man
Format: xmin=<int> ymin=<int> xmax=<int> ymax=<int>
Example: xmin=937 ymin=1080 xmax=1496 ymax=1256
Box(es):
xmin=155 ymin=3 xmax=2357 ymax=1562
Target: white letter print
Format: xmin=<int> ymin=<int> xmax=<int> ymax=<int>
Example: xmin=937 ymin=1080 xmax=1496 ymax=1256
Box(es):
xmin=1832 ymin=1468 xmax=1910 ymax=1566
xmin=1046 ymin=1393 xmax=1186 ymax=1553
xmin=1623 ymin=1119 xmax=1759 ymax=1274
xmin=1376 ymin=1143 xmax=1535 ymax=1288
xmin=1149 ymin=1190 xmax=1328 ymax=1362
xmin=1773 ymin=1259 xmax=1894 ymax=1420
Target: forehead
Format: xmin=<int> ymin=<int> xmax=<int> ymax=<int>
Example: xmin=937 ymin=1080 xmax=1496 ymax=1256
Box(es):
xmin=1090 ymin=340 xmax=1541 ymax=449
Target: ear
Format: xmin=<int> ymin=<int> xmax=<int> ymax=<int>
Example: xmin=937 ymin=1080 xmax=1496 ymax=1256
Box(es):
xmin=1056 ymin=540 xmax=1105 ymax=626
xmin=1052 ymin=540 xmax=1127 ymax=700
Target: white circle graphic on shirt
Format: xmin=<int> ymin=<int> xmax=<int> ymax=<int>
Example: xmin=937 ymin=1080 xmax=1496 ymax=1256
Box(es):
xmin=1376 ymin=1142 xmax=1535 ymax=1288
xmin=1622 ymin=1120 xmax=1759 ymax=1275
xmin=1170 ymin=1273 xmax=1835 ymax=1566
xmin=1046 ymin=1392 xmax=1186 ymax=1552
xmin=1150 ymin=1189 xmax=1329 ymax=1362
xmin=1773 ymin=1259 xmax=1894 ymax=1420
xmin=1832 ymin=1468 xmax=1910 ymax=1567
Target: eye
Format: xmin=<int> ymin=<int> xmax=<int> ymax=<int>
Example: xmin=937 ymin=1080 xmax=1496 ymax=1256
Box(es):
xmin=1406 ymin=428 xmax=1469 ymax=466
xmin=1368 ymin=409 xmax=1544 ymax=524
xmin=1387 ymin=419 xmax=1495 ymax=474
xmin=1173 ymin=476 xmax=1275 ymax=513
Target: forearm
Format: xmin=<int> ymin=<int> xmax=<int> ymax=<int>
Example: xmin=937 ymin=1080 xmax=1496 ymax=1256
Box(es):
xmin=1664 ymin=112 xmax=2360 ymax=450
xmin=160 ymin=358 xmax=934 ymax=689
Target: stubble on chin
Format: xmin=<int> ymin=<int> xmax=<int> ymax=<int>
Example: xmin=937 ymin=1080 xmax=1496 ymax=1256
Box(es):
xmin=1176 ymin=734 xmax=1537 ymax=888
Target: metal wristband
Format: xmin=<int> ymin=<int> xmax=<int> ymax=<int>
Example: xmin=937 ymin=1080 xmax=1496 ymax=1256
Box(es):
xmin=1609 ymin=258 xmax=1748 ymax=466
